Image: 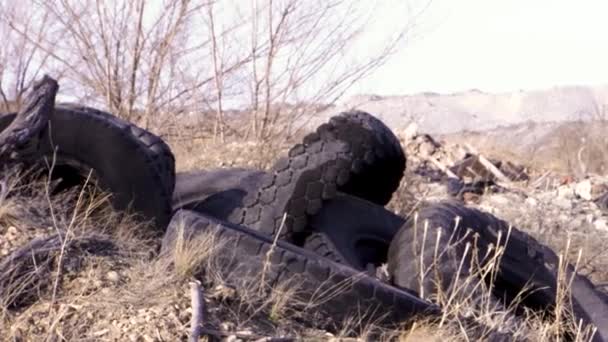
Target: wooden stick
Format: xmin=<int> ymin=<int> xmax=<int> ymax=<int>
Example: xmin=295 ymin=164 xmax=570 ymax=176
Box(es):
xmin=0 ymin=179 xmax=7 ymax=204
xmin=531 ymin=170 xmax=552 ymax=188
xmin=189 ymin=280 xmax=206 ymax=342
xmin=463 ymin=143 xmax=511 ymax=183
xmin=0 ymin=75 xmax=58 ymax=164
xmin=477 ymin=154 xmax=512 ymax=183
xmin=427 ymin=156 xmax=460 ymax=179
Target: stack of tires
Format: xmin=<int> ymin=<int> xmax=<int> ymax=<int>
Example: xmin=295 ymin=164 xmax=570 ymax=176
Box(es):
xmin=3 ymin=103 xmax=607 ymax=340
xmin=172 ymin=111 xmax=408 ymax=271
xmin=171 ymin=110 xmax=608 ymax=341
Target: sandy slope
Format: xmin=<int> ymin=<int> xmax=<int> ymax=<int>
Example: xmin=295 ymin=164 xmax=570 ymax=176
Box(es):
xmin=306 ymin=85 xmax=608 ymax=135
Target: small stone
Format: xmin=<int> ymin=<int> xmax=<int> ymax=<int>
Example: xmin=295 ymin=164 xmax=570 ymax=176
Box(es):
xmin=594 ymin=219 xmax=608 ymax=231
xmin=106 ymin=271 xmax=120 ymax=283
xmin=525 ymin=197 xmax=538 ymax=206
xmin=418 ymin=141 xmax=436 ymax=157
xmin=220 ymin=321 xmax=235 ymax=332
xmin=210 ymin=284 xmax=237 ymax=302
xmin=223 ymin=335 xmax=238 ymax=342
xmin=463 ymin=192 xmax=481 ymax=204
xmin=557 ymin=185 xmax=575 ymax=199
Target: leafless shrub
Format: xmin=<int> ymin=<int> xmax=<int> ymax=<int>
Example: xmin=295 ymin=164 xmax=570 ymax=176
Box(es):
xmin=2 ymin=0 xmax=429 ymax=141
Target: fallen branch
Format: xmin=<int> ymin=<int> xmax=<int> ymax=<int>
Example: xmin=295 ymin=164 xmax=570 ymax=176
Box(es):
xmin=463 ymin=143 xmax=511 ymax=184
xmin=477 ymin=154 xmax=512 ymax=184
xmin=0 ymin=75 xmax=58 ymax=165
xmin=427 ymin=156 xmax=459 ymax=179
xmin=189 ymin=279 xmax=206 ymax=342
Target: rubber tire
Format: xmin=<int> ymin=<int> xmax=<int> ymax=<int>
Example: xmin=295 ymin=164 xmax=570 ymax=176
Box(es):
xmin=387 ymin=201 xmax=608 ymax=342
xmin=227 ymin=111 xmax=406 ymax=242
xmin=172 ymin=168 xmax=265 ymax=220
xmin=173 ymin=169 xmax=404 ymax=270
xmin=303 ymin=193 xmax=405 ymax=270
xmin=0 ymin=105 xmax=175 ymax=233
xmin=311 ymin=110 xmax=406 ymax=205
xmin=161 ymin=209 xmax=438 ymax=330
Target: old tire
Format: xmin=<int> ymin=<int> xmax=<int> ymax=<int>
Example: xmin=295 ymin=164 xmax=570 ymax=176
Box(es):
xmin=311 ymin=110 xmax=406 ymax=205
xmin=387 ymin=201 xmax=608 ymax=342
xmin=303 ymin=193 xmax=405 ymax=270
xmin=161 ymin=209 xmax=438 ymax=329
xmin=173 ymin=168 xmax=404 ymax=270
xmin=172 ymin=168 xmax=265 ymax=220
xmin=0 ymin=105 xmax=175 ymax=233
xmin=228 ymin=111 xmax=406 ymax=242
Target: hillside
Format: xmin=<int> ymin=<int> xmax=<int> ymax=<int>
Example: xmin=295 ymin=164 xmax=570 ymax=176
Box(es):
xmin=303 ymin=85 xmax=608 ymax=135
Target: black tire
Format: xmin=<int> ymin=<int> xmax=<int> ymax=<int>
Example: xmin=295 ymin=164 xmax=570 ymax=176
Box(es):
xmin=387 ymin=201 xmax=608 ymax=342
xmin=228 ymin=111 xmax=406 ymax=242
xmin=311 ymin=111 xmax=406 ymax=205
xmin=172 ymin=168 xmax=265 ymax=220
xmin=0 ymin=105 xmax=175 ymax=233
xmin=303 ymin=193 xmax=405 ymax=270
xmin=161 ymin=209 xmax=439 ymax=329
xmin=174 ymin=168 xmax=404 ymax=271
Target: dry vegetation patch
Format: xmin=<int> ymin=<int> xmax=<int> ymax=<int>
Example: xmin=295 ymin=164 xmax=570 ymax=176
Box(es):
xmin=1 ymin=130 xmax=607 ymax=341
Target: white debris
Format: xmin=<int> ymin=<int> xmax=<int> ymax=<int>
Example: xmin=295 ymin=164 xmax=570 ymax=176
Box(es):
xmin=574 ymin=179 xmax=593 ymax=200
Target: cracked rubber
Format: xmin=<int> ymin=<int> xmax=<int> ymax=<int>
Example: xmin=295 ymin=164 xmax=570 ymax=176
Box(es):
xmin=161 ymin=209 xmax=439 ymax=329
xmin=0 ymin=105 xmax=175 ymax=232
xmin=226 ymin=111 xmax=406 ymax=242
xmin=387 ymin=201 xmax=608 ymax=342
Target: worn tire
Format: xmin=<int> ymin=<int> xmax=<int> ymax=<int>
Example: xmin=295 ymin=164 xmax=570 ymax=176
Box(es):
xmin=312 ymin=111 xmax=406 ymax=205
xmin=304 ymin=193 xmax=405 ymax=270
xmin=387 ymin=201 xmax=608 ymax=342
xmin=173 ymin=169 xmax=403 ymax=270
xmin=228 ymin=111 xmax=406 ymax=242
xmin=162 ymin=209 xmax=438 ymax=329
xmin=0 ymin=105 xmax=175 ymax=232
xmin=172 ymin=168 xmax=265 ymax=220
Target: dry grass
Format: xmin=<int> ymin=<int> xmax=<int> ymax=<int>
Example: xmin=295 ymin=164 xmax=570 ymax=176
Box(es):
xmin=441 ymin=121 xmax=608 ymax=178
xmin=0 ymin=129 xmax=606 ymax=341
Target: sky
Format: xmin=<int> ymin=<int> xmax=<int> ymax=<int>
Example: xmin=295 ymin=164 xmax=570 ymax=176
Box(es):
xmin=347 ymin=0 xmax=608 ymax=97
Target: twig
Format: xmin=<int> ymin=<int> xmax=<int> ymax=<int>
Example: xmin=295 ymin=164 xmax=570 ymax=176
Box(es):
xmin=531 ymin=170 xmax=552 ymax=189
xmin=189 ymin=279 xmax=206 ymax=342
xmin=259 ymin=213 xmax=287 ymax=295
